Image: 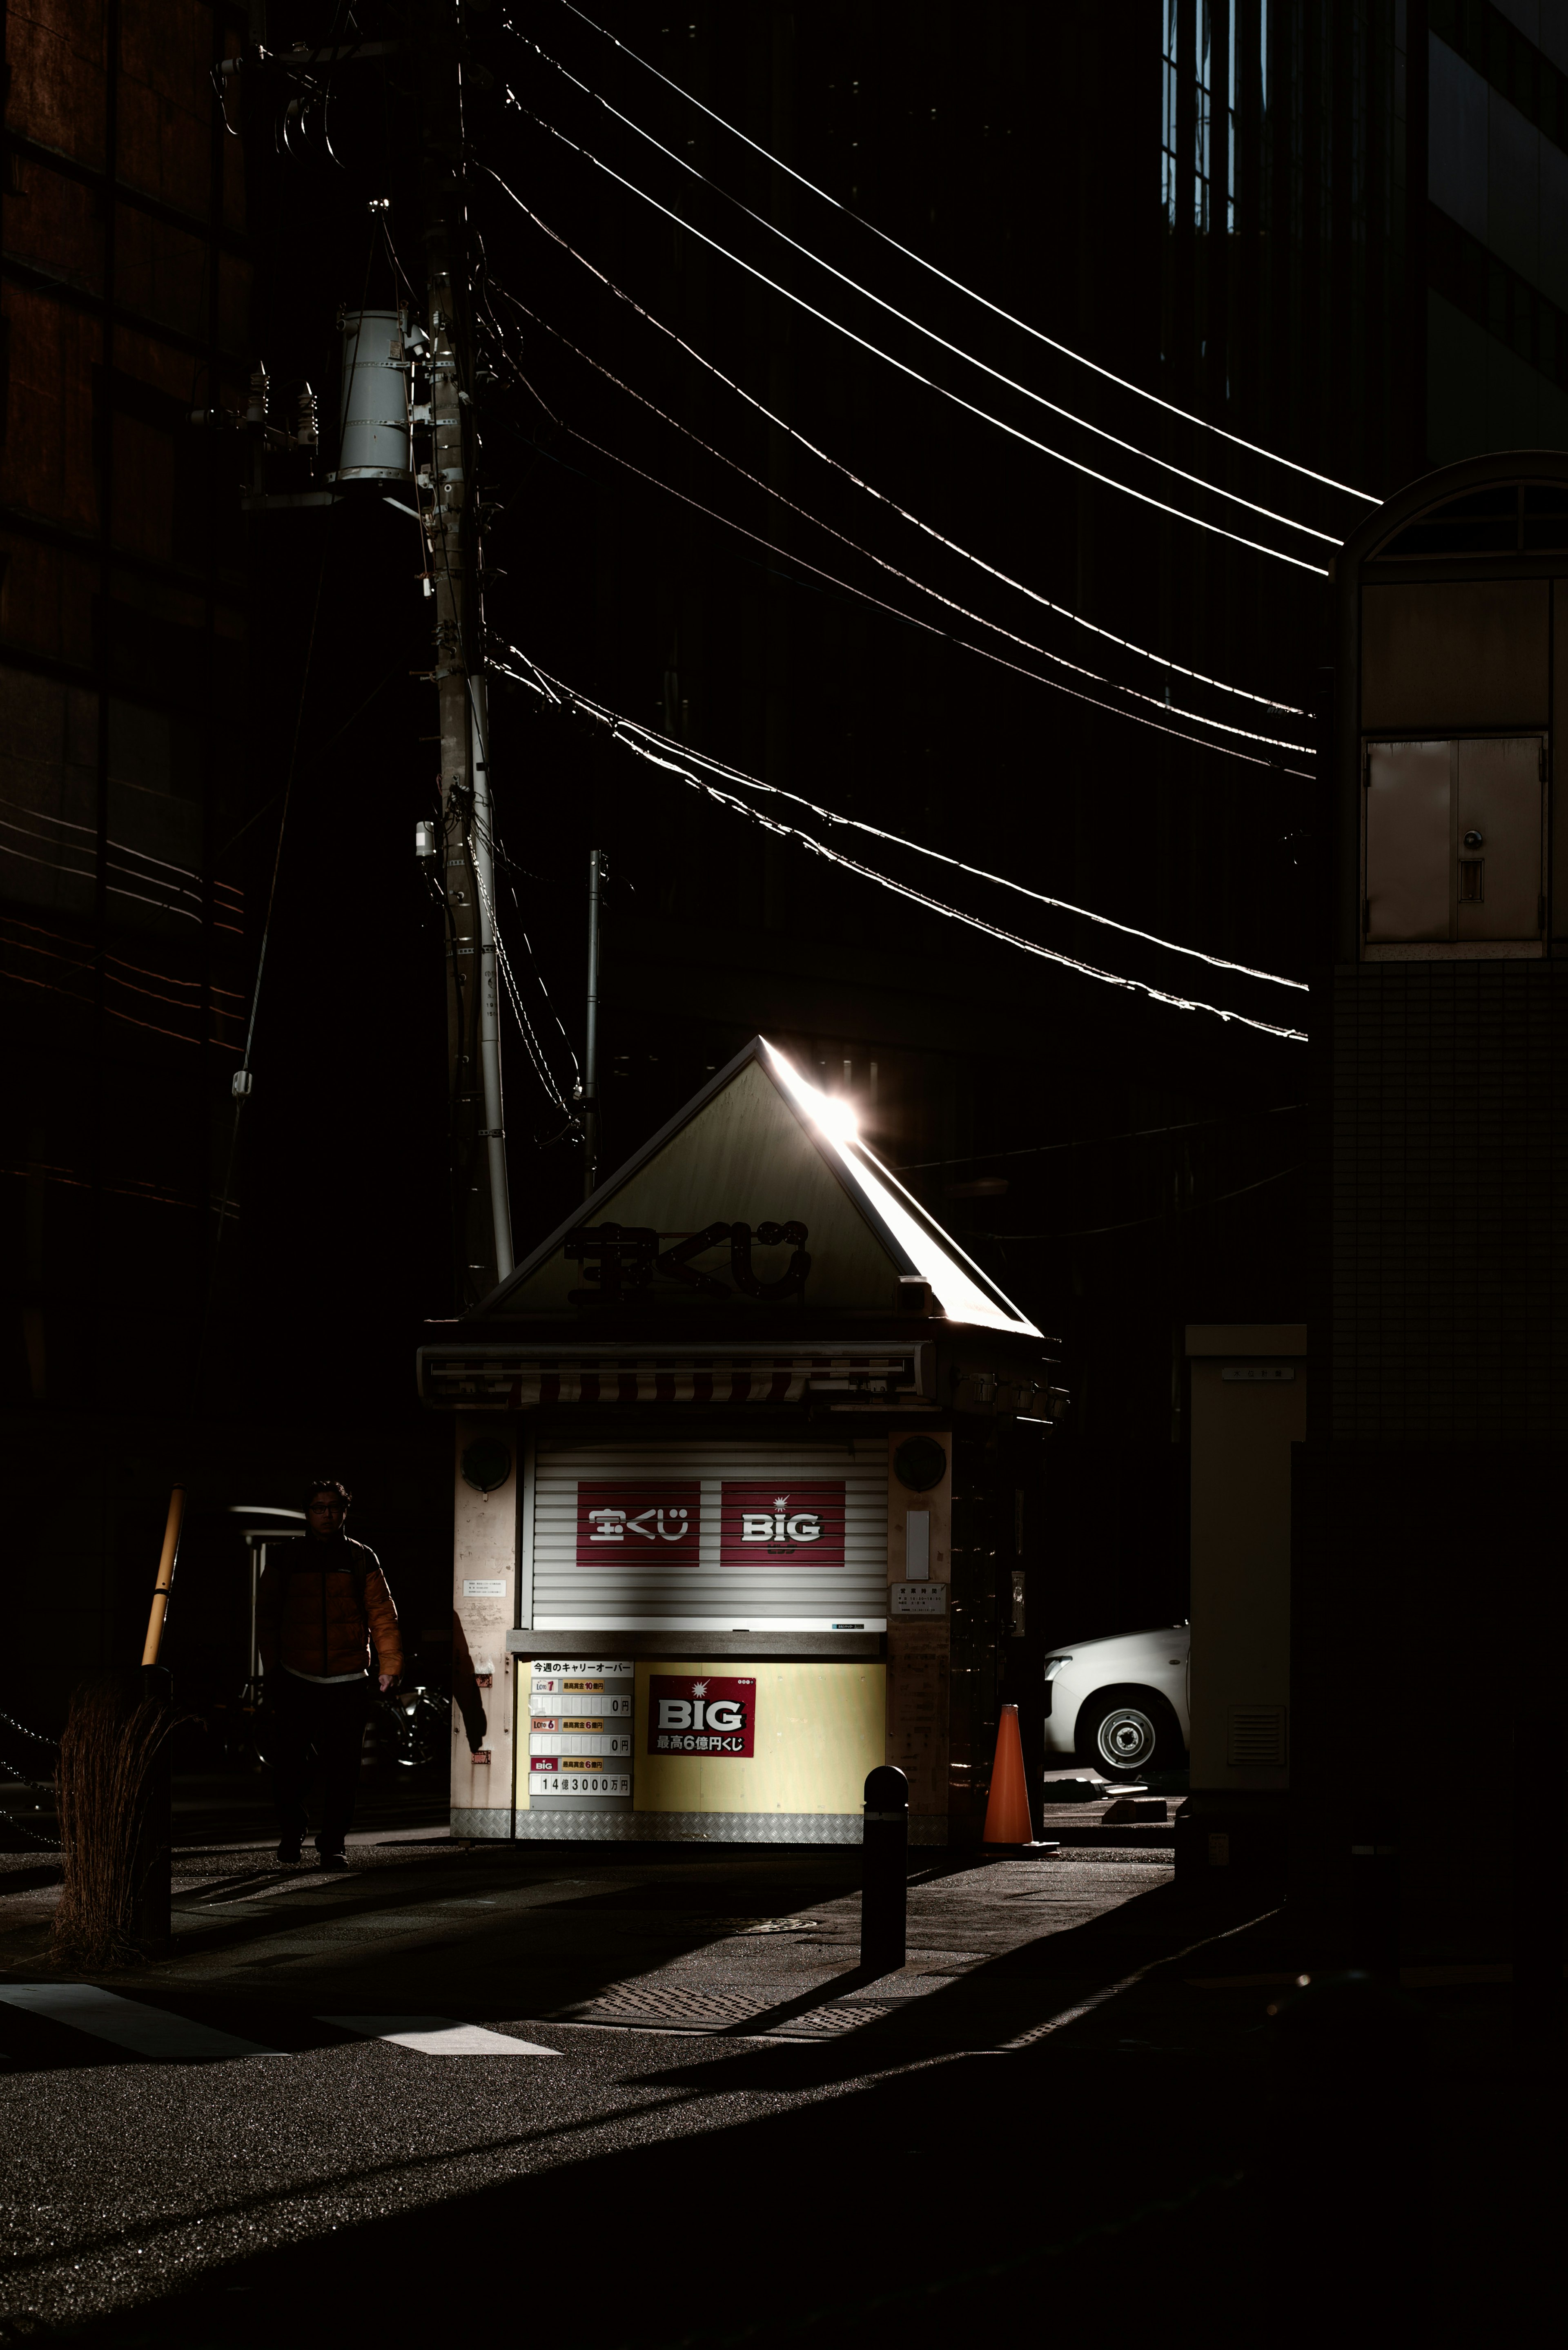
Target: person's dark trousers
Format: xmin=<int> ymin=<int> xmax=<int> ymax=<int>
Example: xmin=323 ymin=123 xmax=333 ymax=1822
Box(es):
xmin=270 ymin=1673 xmax=371 ymax=1854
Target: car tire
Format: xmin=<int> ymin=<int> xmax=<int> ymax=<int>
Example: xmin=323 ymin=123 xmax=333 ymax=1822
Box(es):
xmin=1076 ymin=1686 xmax=1184 ymax=1780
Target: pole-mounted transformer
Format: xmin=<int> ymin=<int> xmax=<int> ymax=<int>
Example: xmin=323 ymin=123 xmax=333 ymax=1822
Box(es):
xmin=335 ymin=308 xmax=415 ymax=488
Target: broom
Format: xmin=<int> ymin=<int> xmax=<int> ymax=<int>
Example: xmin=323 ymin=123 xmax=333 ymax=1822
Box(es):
xmin=50 ymin=1487 xmax=185 ymax=1968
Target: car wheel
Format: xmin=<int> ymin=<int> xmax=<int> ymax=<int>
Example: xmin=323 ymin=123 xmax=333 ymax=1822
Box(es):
xmin=1077 ymin=1686 xmax=1183 ymax=1780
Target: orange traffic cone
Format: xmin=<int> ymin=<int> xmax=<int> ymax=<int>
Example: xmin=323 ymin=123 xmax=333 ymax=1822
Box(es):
xmin=982 ymin=1704 xmax=1034 ymax=1844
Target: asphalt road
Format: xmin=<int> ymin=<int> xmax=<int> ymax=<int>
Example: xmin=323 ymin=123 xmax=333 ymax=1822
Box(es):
xmin=0 ymin=1838 xmax=1543 ymax=2347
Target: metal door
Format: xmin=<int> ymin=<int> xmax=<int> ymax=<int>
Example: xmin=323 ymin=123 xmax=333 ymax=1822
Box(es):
xmin=1365 ymin=739 xmax=1450 ymax=940
xmin=1364 ymin=735 xmax=1545 ymax=943
xmin=1455 ymin=735 xmax=1543 ymax=939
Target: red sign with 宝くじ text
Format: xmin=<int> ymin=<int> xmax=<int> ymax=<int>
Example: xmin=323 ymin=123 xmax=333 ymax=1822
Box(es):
xmin=576 ymin=1482 xmax=701 ymax=1566
xmin=719 ymin=1482 xmax=845 ymax=1569
xmin=647 ymin=1674 xmax=756 ymax=1757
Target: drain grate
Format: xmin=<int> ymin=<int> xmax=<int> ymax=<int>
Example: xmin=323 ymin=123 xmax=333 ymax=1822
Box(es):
xmin=788 ymin=2000 xmax=898 ymax=2035
xmin=555 ymin=1984 xmax=922 ymax=2036
xmin=562 ymin=1985 xmax=770 ymax=2029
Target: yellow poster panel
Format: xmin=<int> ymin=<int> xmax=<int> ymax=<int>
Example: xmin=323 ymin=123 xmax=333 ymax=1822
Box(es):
xmin=634 ymin=1660 xmax=885 ymax=1816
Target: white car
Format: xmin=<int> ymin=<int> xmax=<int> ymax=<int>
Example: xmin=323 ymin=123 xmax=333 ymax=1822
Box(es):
xmin=1042 ymin=1625 xmax=1190 ymax=1777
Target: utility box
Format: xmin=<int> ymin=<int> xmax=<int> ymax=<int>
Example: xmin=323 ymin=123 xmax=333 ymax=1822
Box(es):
xmin=1364 ymin=734 xmax=1545 ymax=947
xmin=1178 ymin=1324 xmax=1305 ymax=1884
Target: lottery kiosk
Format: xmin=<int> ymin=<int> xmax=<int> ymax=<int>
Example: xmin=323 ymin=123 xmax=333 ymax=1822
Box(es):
xmin=419 ymin=1036 xmax=1063 ymax=1844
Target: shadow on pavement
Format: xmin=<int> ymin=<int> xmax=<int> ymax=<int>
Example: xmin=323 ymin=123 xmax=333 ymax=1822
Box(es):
xmin=22 ymin=1875 xmax=1537 ymax=2350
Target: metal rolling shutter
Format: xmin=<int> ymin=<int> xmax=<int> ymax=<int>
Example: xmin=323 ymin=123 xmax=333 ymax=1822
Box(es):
xmin=529 ymin=1440 xmax=888 ymax=1630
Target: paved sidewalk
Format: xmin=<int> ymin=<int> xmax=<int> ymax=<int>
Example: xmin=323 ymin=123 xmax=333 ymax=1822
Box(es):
xmin=2 ymin=1833 xmax=1186 ymax=2057
xmin=0 ymin=1835 xmax=1539 ymax=2348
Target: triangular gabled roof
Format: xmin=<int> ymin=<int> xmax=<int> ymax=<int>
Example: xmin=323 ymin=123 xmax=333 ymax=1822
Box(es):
xmin=474 ymin=1035 xmax=1040 ymax=1335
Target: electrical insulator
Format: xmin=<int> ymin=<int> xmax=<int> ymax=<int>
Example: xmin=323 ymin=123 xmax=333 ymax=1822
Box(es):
xmin=232 ymin=1069 xmax=253 ymax=1099
xmin=335 ymin=308 xmax=412 ymax=486
xmin=294 ymin=383 xmax=318 ymax=450
xmin=246 ymin=366 xmax=269 ymax=426
xmin=415 ymin=819 xmax=439 ymax=861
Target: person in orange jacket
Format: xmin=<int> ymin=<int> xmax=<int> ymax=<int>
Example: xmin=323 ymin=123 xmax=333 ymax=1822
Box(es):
xmin=259 ymin=1479 xmax=402 ymax=1869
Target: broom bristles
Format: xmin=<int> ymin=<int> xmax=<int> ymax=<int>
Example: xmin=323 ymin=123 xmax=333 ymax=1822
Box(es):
xmin=50 ymin=1671 xmax=179 ymax=1969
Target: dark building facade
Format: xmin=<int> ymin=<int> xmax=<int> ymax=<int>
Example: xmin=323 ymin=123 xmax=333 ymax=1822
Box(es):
xmin=1299 ymin=450 xmax=1568 ymax=1978
xmin=4 ymin=5 xmax=1565 ymax=1815
xmin=0 ymin=5 xmax=455 ymax=1742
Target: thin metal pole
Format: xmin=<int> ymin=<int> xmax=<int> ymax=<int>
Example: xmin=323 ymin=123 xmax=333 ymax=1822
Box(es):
xmin=583 ymin=848 xmax=602 ymax=1198
xmin=470 ymin=679 xmax=514 ymax=1279
xmin=249 ymin=1538 xmax=263 ymax=1683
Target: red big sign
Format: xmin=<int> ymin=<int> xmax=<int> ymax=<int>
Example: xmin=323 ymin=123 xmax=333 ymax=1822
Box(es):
xmin=719 ymin=1482 xmax=846 ymax=1569
xmin=576 ymin=1482 xmax=701 ymax=1566
xmin=647 ymin=1674 xmax=756 ymax=1758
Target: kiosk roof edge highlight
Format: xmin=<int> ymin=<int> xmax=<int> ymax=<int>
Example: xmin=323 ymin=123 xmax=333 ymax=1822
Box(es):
xmin=472 ymin=1034 xmax=1040 ymax=1336
xmin=760 ymin=1040 xmax=1040 ymax=1337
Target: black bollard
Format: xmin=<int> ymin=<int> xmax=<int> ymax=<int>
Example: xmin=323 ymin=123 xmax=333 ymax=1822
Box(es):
xmin=861 ymin=1763 xmax=909 ymax=1973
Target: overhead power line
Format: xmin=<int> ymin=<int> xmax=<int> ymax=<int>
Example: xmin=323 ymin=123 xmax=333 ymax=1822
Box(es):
xmin=986 ymin=1162 xmax=1303 ymax=1242
xmin=471 ymin=858 xmax=577 ymax=1117
xmin=488 ymin=202 xmax=1306 ymax=721
xmin=550 ymin=0 xmax=1379 ymax=508
xmin=495 ymin=651 xmax=1309 ymax=1045
xmin=469 ymin=801 xmax=585 ymax=1087
xmin=488 ymin=325 xmax=1311 ymax=775
xmin=488 ymin=127 xmax=1329 ymax=577
xmin=512 ymin=29 xmax=1342 ymax=551
xmin=506 ymin=648 xmax=1307 ymax=994
xmin=486 ymin=286 xmax=1314 ymax=764
xmin=895 ymin=1103 xmax=1308 ymax=1173
xmin=0 ymin=791 xmax=243 ymax=906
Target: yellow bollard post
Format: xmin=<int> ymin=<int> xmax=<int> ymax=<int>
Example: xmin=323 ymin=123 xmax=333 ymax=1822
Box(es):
xmin=136 ymin=1482 xmax=185 ymax=1952
xmin=141 ymin=1485 xmax=186 ymax=1666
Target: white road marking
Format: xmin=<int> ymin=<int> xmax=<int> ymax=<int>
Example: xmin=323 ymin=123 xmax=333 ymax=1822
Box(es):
xmin=0 ymin=1984 xmax=285 ymax=2060
xmin=322 ymin=2014 xmax=559 ymax=2055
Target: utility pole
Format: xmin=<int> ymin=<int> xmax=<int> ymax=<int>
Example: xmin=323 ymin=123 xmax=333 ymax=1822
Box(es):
xmin=581 ymin=849 xmax=604 ymax=1198
xmin=415 ymin=0 xmax=512 ymax=1302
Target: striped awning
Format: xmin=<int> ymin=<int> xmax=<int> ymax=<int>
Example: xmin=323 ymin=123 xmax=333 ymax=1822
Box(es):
xmin=419 ymin=1350 xmax=918 ymax=1410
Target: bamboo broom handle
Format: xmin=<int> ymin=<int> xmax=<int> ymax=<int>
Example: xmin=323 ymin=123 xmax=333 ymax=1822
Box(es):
xmin=141 ymin=1485 xmax=186 ymax=1668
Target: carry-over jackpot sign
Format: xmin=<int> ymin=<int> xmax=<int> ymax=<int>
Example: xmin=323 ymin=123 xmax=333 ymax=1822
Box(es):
xmin=528 ymin=1659 xmax=634 ymax=1797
